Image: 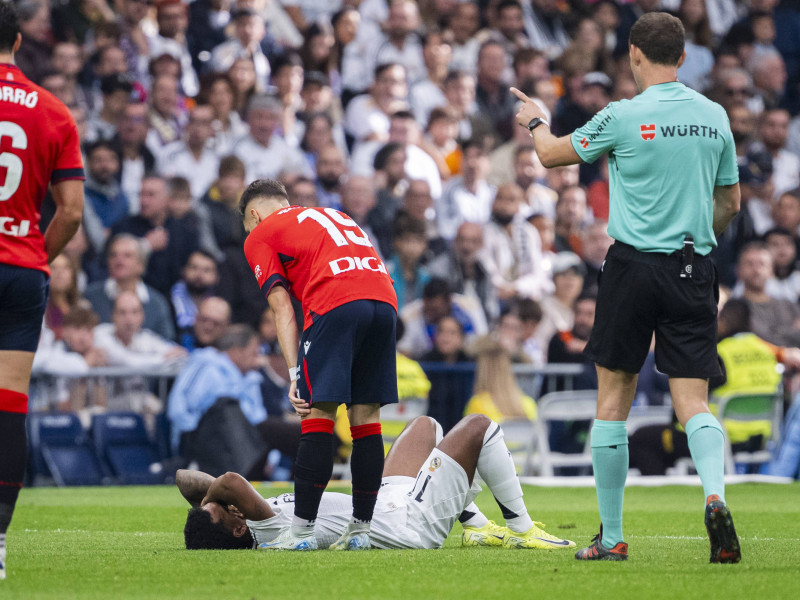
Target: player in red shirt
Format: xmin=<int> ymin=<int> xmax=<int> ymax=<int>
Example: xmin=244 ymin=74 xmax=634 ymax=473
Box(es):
xmin=242 ymin=179 xmax=398 ymax=550
xmin=0 ymin=4 xmax=85 ymax=578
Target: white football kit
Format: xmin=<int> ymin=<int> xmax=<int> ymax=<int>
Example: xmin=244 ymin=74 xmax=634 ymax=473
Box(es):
xmin=246 ymin=448 xmax=481 ymax=549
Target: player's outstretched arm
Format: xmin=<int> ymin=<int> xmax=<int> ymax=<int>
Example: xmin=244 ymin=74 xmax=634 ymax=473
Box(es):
xmin=46 ymin=179 xmax=84 ymax=262
xmin=177 ymin=469 xmax=216 ymax=507
xmin=201 ymin=472 xmax=275 ymax=521
xmin=712 ymin=183 xmax=741 ymax=237
xmin=268 ymin=285 xmax=310 ymax=414
xmin=510 ymin=87 xmax=583 ymax=168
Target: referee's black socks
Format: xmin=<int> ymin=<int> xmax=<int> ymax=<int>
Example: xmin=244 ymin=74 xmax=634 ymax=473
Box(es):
xmin=350 ymin=423 xmax=384 ymax=523
xmin=293 ymin=418 xmax=335 ymax=523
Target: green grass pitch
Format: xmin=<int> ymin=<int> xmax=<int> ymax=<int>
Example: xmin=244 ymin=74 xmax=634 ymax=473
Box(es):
xmin=2 ymin=482 xmax=799 ymax=599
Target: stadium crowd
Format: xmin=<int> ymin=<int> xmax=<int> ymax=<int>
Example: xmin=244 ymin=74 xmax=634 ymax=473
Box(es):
xmin=18 ymin=0 xmax=800 ymax=478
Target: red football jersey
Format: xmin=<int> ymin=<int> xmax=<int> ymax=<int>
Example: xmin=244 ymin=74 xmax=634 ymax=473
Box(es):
xmin=0 ymin=64 xmax=85 ymax=275
xmin=244 ymin=205 xmax=398 ymax=329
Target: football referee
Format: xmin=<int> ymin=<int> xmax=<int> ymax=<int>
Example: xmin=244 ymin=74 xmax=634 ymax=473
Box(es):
xmin=511 ymin=12 xmax=741 ymax=563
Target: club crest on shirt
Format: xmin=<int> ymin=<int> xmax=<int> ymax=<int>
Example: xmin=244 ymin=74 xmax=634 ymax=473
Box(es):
xmin=640 ymin=124 xmax=656 ymax=141
xmin=429 ymin=457 xmax=442 ymax=472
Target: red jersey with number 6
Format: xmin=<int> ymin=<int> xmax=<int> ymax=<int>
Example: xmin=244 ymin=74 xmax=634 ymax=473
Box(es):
xmin=0 ymin=63 xmax=85 ymax=275
xmin=244 ymin=205 xmax=397 ymax=329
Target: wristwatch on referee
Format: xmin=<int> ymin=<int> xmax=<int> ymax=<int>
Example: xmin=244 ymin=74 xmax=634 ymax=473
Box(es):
xmin=527 ymin=117 xmax=549 ymax=132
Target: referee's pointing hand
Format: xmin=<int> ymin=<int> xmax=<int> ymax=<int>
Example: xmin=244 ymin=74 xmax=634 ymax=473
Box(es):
xmin=510 ymin=87 xmax=547 ymax=129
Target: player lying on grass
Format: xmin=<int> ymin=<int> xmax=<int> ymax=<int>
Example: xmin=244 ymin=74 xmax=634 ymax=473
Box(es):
xmin=179 ymin=414 xmax=575 ymax=550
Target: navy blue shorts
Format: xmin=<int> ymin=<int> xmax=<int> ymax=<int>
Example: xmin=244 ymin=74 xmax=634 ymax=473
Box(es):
xmin=0 ymin=263 xmax=49 ymax=352
xmin=297 ymin=299 xmax=398 ymax=407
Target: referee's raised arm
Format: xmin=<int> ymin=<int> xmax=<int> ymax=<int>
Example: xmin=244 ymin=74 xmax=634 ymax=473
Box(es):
xmin=509 ymin=87 xmax=583 ymax=168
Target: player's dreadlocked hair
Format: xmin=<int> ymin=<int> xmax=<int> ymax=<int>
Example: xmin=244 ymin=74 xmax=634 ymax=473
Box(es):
xmin=0 ymin=1 xmax=21 ymax=53
xmin=184 ymin=507 xmax=254 ymax=550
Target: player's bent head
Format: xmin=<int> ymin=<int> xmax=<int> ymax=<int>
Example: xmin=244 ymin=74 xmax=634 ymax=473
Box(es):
xmin=629 ymin=12 xmax=685 ymax=66
xmin=184 ymin=507 xmax=254 ymax=550
xmin=0 ymin=1 xmax=21 ymax=53
xmin=239 ymin=178 xmax=290 ymax=231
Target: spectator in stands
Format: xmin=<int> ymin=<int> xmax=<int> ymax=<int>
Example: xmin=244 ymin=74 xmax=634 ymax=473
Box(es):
xmin=352 ymin=110 xmax=442 ymax=200
xmin=299 ymin=112 xmax=337 ymax=174
xmin=447 ymin=1 xmax=482 ymax=73
xmin=523 ymin=0 xmax=570 ymax=58
xmin=15 ymin=0 xmax=52 ymax=83
xmin=111 ymin=175 xmax=200 ymax=297
xmin=464 ymin=337 xmax=537 ymax=423
xmin=181 ymin=296 xmax=232 ymax=351
xmin=480 ymin=183 xmax=552 ymax=302
xmin=187 ymin=0 xmax=231 ymax=74
xmin=149 ymin=0 xmax=199 ymax=98
xmin=409 ymin=31 xmax=452 ymax=127
xmin=424 ymin=106 xmax=462 ymax=180
xmin=436 ymin=138 xmax=495 ymax=241
xmin=270 ymin=53 xmax=305 ymax=144
xmin=534 ymin=252 xmax=585 ymax=351
xmin=773 ymin=189 xmax=800 ymax=235
xmin=547 ymin=293 xmax=598 ymax=390
xmin=367 ymin=0 xmax=426 ymax=87
xmin=314 ymin=145 xmax=347 ymax=210
xmin=202 ymin=75 xmax=248 ymax=157
xmin=94 ymin=291 xmax=185 ymax=366
xmin=84 ymin=234 xmax=176 ymax=341
xmin=512 ymin=144 xmax=557 ymax=219
xmin=475 ymin=39 xmax=515 ymax=142
xmin=398 ymin=278 xmax=488 ymax=358
xmin=210 ymin=7 xmax=270 ymax=89
xmin=368 ymin=143 xmax=408 ymax=255
xmin=45 ymin=255 xmax=82 ymax=342
xmin=386 ymin=213 xmax=431 ymax=311
xmin=146 ymin=74 xmax=185 ymax=156
xmin=233 ymin=94 xmax=310 ymax=183
xmin=518 ymin=297 xmax=545 ymax=367
xmin=553 ymin=185 xmax=588 ymax=254
xmin=167 ymin=324 xmax=301 ymax=477
xmin=287 ymin=176 xmax=319 ymax=208
xmin=86 ymin=74 xmax=134 ymax=143
xmin=442 ymin=70 xmax=494 ymax=143
xmin=159 ymin=103 xmax=221 ymax=201
xmin=33 ymin=305 xmax=109 ymax=413
xmin=116 ymin=101 xmax=155 ymax=214
xmin=580 ymin=221 xmax=613 ymax=294
xmin=495 ymin=308 xmax=528 ymax=364
xmin=198 ymin=156 xmax=247 ymax=252
xmin=427 ymin=222 xmax=498 ymax=324
xmin=748 ymin=48 xmax=787 ymax=112
xmin=339 ymin=175 xmax=379 ymax=244
xmin=761 ymin=227 xmax=800 ymax=302
xmin=420 ymin=315 xmax=474 ymax=433
xmin=344 ymin=63 xmax=409 ymax=144
xmin=734 ymin=241 xmax=800 ymax=346
xmin=758 ymin=108 xmax=800 ymax=196
xmin=172 ymin=250 xmax=220 ymax=342
xmin=83 ymin=140 xmax=130 ymax=254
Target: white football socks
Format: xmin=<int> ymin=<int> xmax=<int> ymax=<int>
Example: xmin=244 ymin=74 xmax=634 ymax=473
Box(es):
xmin=476 ymin=421 xmax=533 ymax=533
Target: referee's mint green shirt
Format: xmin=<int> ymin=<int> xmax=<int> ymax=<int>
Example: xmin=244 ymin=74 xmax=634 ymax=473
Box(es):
xmin=570 ymin=81 xmax=739 ymax=255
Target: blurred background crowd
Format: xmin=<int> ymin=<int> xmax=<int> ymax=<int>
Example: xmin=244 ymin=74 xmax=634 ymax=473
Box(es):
xmin=15 ymin=0 xmax=800 ymax=479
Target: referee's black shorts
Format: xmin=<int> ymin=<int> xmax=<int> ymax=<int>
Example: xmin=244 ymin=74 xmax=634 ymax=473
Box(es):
xmin=586 ymin=241 xmax=722 ymax=379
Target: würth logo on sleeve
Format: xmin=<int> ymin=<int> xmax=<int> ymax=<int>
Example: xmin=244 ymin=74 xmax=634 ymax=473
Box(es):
xmin=640 ymin=124 xmax=656 ymax=140
xmin=580 ymin=137 xmax=589 ymax=149
xmin=254 ymin=265 xmax=263 ymax=281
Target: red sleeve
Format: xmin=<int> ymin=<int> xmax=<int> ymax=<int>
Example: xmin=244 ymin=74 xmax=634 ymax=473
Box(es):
xmin=244 ymin=230 xmax=289 ymax=297
xmin=51 ymin=108 xmax=85 ymax=184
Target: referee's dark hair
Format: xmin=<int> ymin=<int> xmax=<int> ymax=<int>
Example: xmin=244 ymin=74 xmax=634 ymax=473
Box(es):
xmin=238 ymin=179 xmax=289 ymax=216
xmin=0 ymin=1 xmax=21 ymax=53
xmin=629 ymin=12 xmax=685 ymax=66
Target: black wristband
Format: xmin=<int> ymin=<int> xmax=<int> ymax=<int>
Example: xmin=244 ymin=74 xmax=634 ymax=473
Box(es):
xmin=527 ymin=117 xmax=548 ymax=132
